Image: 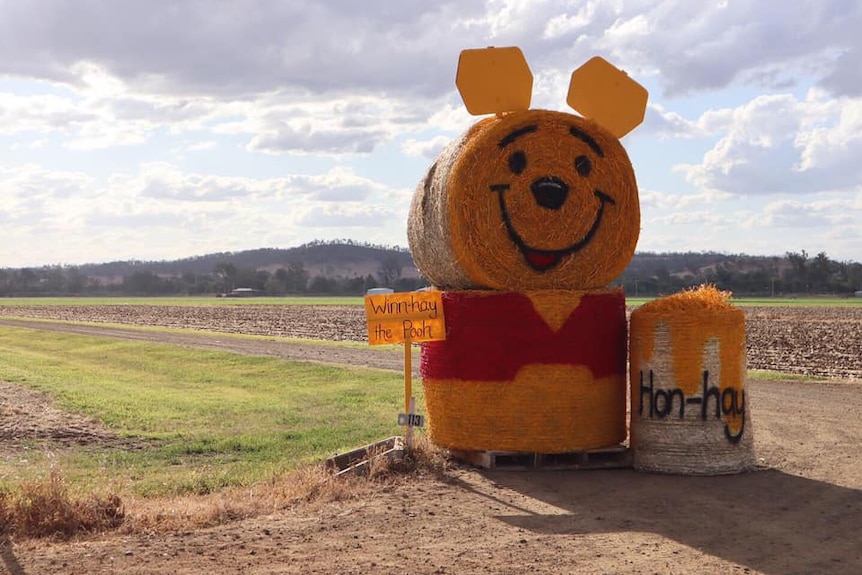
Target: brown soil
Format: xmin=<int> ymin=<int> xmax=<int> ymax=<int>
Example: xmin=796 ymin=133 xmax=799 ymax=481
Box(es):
xmin=0 ymin=307 xmax=860 ymax=575
xmin=1 ymin=303 xmax=860 ymax=379
xmin=0 ymin=381 xmax=146 ymax=457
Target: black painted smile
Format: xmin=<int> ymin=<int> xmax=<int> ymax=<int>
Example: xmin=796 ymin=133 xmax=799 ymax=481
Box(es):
xmin=489 ymin=183 xmax=616 ymax=272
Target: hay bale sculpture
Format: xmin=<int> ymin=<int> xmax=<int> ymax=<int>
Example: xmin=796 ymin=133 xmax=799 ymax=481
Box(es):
xmin=630 ymin=285 xmax=755 ymax=474
xmin=408 ymin=47 xmax=755 ymax=473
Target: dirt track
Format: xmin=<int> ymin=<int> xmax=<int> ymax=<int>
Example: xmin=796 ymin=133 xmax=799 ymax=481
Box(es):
xmin=1 ymin=306 xmax=861 ymax=574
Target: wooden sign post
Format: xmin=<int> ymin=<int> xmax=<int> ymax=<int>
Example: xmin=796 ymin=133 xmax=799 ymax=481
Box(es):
xmin=365 ymin=290 xmax=445 ymax=449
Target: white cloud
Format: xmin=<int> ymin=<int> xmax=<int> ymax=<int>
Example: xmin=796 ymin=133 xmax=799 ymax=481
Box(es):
xmin=241 ymin=93 xmax=436 ymax=155
xmin=0 ymin=164 xmax=94 ymax=214
xmin=296 ymin=167 xmax=391 ymax=202
xmin=2 ymin=1 xmax=860 ymax=105
xmin=0 ymin=1 xmax=860 ymax=266
xmin=0 ymin=160 xmax=413 ymax=265
xmin=107 ymin=163 xmax=390 ymax=204
xmin=0 ymin=74 xmax=227 ymax=149
xmin=0 ymin=77 xmax=436 ymax=155
xmin=638 ymin=186 xmax=860 ymax=258
xmin=294 ymin=204 xmax=396 ymax=227
xmin=401 ymin=136 xmax=451 ymax=159
xmin=640 ymin=103 xmax=707 ymax=138
xmin=0 ymin=0 xmax=489 ymax=99
xmin=639 ymin=188 xmax=733 ymax=212
xmin=543 ymin=2 xmax=600 ymax=39
xmin=762 ymin=197 xmax=858 ymax=228
xmin=247 ymin=123 xmax=386 ymax=155
xmin=795 ymin=94 xmax=862 ymax=171
xmin=599 ymin=0 xmax=862 ymax=97
xmin=0 ymin=91 xmax=93 ymax=135
xmin=676 ymin=91 xmax=862 ymax=195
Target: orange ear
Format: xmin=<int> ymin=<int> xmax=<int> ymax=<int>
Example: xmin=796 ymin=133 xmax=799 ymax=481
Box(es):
xmin=456 ymin=47 xmax=533 ymax=116
xmin=567 ymin=56 xmax=648 ymax=138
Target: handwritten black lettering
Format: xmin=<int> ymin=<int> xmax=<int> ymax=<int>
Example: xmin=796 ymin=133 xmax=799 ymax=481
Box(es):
xmin=368 ymin=294 xmax=438 ymax=319
xmin=638 ymin=369 xmax=746 ymax=444
xmin=402 ymin=319 xmax=433 ymax=340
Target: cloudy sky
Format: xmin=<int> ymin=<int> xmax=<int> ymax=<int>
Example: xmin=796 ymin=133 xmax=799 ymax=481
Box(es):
xmin=1 ymin=0 xmax=860 ymax=268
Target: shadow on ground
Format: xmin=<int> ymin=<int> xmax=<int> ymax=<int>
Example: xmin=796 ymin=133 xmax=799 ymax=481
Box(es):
xmin=455 ymin=467 xmax=861 ymax=575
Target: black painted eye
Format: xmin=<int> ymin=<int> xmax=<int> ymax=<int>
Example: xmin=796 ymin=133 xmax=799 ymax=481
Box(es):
xmin=575 ymin=155 xmax=592 ymax=177
xmin=508 ymin=150 xmax=527 ymax=175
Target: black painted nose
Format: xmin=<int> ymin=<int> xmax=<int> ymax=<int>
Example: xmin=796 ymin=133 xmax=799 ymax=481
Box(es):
xmin=531 ymin=177 xmax=569 ymax=210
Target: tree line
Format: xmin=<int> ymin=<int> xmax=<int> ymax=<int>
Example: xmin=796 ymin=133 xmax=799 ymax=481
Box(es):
xmin=613 ymin=250 xmax=861 ymax=297
xmin=1 ymin=246 xmax=860 ymax=297
xmin=0 ymin=254 xmax=426 ymax=297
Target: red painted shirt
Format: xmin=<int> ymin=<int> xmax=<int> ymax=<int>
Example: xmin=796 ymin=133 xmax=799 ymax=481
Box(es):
xmin=421 ymin=290 xmax=626 ymax=381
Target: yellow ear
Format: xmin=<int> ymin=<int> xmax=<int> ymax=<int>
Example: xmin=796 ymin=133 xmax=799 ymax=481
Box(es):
xmin=456 ymin=47 xmax=533 ymax=116
xmin=567 ymin=56 xmax=648 ymax=138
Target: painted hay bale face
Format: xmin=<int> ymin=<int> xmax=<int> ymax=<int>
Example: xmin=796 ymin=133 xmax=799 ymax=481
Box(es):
xmin=629 ymin=286 xmax=756 ymax=475
xmin=409 ymin=110 xmax=640 ymax=290
xmin=409 ymin=49 xmax=647 ymax=453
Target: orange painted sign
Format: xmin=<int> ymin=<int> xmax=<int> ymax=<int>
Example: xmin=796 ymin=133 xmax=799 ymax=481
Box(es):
xmin=456 ymin=46 xmax=533 ymax=116
xmin=365 ymin=291 xmax=446 ymax=345
xmin=567 ymin=56 xmax=648 ymax=139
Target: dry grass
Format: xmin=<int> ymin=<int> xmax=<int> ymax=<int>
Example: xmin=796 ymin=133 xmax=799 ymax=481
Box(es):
xmin=0 ymin=470 xmax=124 ymax=540
xmin=125 ymin=435 xmax=451 ymax=534
xmin=1 ymin=436 xmax=451 ymax=540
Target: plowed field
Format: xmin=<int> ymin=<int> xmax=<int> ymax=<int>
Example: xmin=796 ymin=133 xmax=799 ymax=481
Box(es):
xmin=0 ymin=303 xmax=859 ymax=379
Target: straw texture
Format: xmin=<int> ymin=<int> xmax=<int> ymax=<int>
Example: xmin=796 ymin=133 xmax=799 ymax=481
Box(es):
xmin=421 ymin=289 xmax=627 ymax=452
xmin=407 ymin=126 xmax=477 ymax=290
xmin=408 ymin=109 xmax=639 ymax=291
xmin=629 ymin=285 xmax=756 ymax=475
xmin=409 ymin=105 xmax=643 ymax=453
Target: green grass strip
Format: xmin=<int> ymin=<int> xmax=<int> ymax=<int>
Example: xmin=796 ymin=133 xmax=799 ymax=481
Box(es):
xmin=747 ymin=369 xmax=830 ymax=381
xmin=0 ymin=326 xmax=411 ymax=496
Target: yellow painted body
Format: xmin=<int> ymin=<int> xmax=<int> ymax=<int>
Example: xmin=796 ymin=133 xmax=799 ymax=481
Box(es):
xmin=424 ymin=366 xmax=625 ymax=453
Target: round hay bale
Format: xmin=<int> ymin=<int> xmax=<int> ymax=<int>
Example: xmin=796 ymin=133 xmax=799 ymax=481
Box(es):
xmin=629 ymin=286 xmax=756 ymax=475
xmin=408 ymin=109 xmax=640 ymax=291
xmin=420 ymin=288 xmax=627 ymax=453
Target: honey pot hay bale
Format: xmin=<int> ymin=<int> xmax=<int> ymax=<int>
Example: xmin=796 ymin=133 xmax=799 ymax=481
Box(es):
xmin=421 ymin=288 xmax=628 ymax=453
xmin=629 ymin=286 xmax=756 ymax=475
xmin=408 ymin=109 xmax=640 ymax=292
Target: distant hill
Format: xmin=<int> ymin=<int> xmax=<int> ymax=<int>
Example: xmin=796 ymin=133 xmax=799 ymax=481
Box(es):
xmin=77 ymin=244 xmax=789 ymax=284
xmin=621 ymin=251 xmax=789 ymax=277
xmin=3 ymin=241 xmax=859 ymax=296
xmin=78 ymin=241 xmax=420 ymax=282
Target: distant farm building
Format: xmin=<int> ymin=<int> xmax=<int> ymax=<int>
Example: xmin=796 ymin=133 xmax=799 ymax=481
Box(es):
xmin=219 ymin=288 xmax=262 ymax=298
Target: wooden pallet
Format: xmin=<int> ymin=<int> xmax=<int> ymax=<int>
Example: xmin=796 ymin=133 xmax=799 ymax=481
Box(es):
xmin=325 ymin=436 xmax=405 ymax=477
xmin=450 ymin=444 xmax=632 ymax=470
